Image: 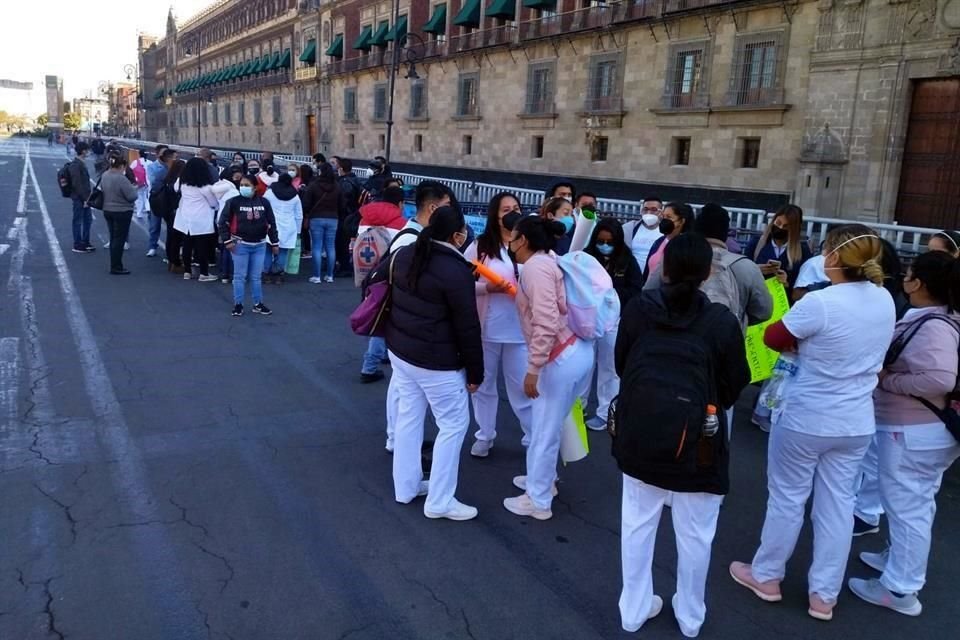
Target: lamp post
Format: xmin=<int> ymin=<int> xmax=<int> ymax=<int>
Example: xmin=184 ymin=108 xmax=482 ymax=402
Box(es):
xmin=384 ymin=25 xmax=426 ymax=165
xmin=185 ymin=43 xmax=205 ymax=148
xmin=123 ymin=63 xmax=140 ymax=137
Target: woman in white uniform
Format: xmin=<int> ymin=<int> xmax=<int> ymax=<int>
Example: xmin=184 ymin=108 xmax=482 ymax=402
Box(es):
xmin=848 ymin=249 xmax=960 ymax=615
xmin=730 ymin=224 xmax=896 ymax=621
xmin=503 ymin=216 xmax=593 ymax=521
xmin=463 ymin=193 xmax=532 ymax=457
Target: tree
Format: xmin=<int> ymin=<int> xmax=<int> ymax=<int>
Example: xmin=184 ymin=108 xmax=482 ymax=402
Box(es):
xmin=36 ymin=113 xmax=48 ymax=127
xmin=63 ymin=112 xmax=82 ymax=131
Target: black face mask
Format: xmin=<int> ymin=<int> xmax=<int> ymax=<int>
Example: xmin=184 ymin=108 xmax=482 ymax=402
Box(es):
xmin=659 ymin=219 xmax=675 ymax=235
xmin=771 ymin=227 xmax=789 ymax=242
xmin=248 ymin=168 xmax=259 ymax=176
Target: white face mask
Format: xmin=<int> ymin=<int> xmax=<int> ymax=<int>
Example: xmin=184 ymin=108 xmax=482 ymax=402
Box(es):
xmin=642 ymin=214 xmax=659 ymax=227
xmin=288 ymin=170 xmax=298 ymax=179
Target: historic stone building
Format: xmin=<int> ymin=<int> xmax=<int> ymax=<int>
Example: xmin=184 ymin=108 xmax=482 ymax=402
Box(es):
xmin=140 ymin=0 xmax=960 ymax=227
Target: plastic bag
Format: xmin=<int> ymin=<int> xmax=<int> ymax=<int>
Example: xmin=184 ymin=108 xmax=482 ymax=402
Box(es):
xmin=285 ymin=235 xmax=301 ymax=275
xmin=752 ymin=353 xmax=799 ymax=430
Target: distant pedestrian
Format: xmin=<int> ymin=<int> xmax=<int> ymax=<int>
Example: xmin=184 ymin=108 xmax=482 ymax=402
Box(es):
xmin=100 ymin=154 xmax=139 ymax=275
xmin=218 ymin=175 xmax=279 ymax=317
xmin=90 ymin=133 xmax=106 ymax=173
xmin=301 ymin=163 xmax=341 ymax=284
xmin=129 ymin=149 xmax=150 ymax=219
xmin=174 ymin=158 xmax=220 ymax=282
xmin=67 ymin=142 xmax=95 ymax=253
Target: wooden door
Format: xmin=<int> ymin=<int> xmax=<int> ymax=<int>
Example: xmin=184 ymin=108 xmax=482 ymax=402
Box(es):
xmin=895 ymin=78 xmax=960 ymax=229
xmin=306 ymin=114 xmax=317 ymax=154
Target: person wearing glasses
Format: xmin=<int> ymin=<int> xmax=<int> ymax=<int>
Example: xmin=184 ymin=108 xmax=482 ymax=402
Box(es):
xmin=623 ymin=197 xmax=665 ymax=270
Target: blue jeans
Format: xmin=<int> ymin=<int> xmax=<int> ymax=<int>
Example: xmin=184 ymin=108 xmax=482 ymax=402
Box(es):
xmin=310 ymin=218 xmax=338 ymax=279
xmin=148 ymin=211 xmax=163 ymax=250
xmin=263 ymin=247 xmax=289 ymax=274
xmin=231 ymin=243 xmax=266 ymax=305
xmin=71 ymin=197 xmax=92 ymax=247
xmin=362 ymin=337 xmax=387 ymax=375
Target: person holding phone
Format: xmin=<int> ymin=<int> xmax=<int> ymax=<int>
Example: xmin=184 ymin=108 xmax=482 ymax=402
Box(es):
xmin=746 ymin=204 xmax=812 ymax=301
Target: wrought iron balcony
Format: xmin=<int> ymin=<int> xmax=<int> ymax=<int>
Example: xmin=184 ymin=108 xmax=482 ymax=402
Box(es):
xmin=448 ymin=25 xmax=517 ymax=53
xmin=582 ymin=95 xmax=625 ymax=114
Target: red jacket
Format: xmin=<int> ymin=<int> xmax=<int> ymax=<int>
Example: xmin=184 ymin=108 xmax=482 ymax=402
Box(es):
xmin=360 ymin=202 xmax=405 ymax=230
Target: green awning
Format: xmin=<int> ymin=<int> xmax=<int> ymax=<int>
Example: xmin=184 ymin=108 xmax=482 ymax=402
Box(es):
xmin=522 ymin=0 xmax=556 ymax=9
xmin=241 ymin=59 xmax=255 ymax=76
xmin=325 ymin=34 xmax=344 ymax=58
xmin=279 ymin=49 xmax=291 ymax=68
xmin=251 ymin=57 xmax=264 ymax=74
xmin=266 ymin=51 xmax=281 ymax=71
xmin=353 ymin=25 xmax=373 ymax=50
xmin=453 ymin=0 xmax=481 ymax=28
xmin=229 ymin=63 xmax=241 ymax=79
xmin=423 ymin=4 xmax=447 ymax=34
xmin=485 ymin=0 xmax=515 ymax=19
xmin=299 ymin=39 xmax=317 ymax=63
xmin=153 ymin=88 xmax=163 ymax=99
xmin=258 ymin=54 xmax=272 ymax=72
xmin=386 ymin=15 xmax=408 ymax=42
xmin=370 ymin=20 xmax=390 ymax=47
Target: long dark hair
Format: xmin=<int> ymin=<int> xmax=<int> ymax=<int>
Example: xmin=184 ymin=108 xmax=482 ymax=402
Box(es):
xmin=911 ymin=250 xmax=960 ymax=311
xmin=181 ymin=157 xmax=214 ymax=187
xmin=477 ymin=192 xmax=520 ymax=263
xmin=165 ymin=159 xmax=186 ymax=185
xmin=662 ymin=233 xmax=713 ymax=310
xmin=407 ymin=206 xmax=465 ymax=289
xmin=299 ymin=164 xmax=314 ymax=185
xmin=514 ymin=215 xmax=566 ymax=253
xmin=585 ymin=217 xmax=630 ymax=275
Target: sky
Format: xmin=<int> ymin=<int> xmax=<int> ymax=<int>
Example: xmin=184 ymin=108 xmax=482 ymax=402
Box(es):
xmin=0 ymin=0 xmax=217 ymax=114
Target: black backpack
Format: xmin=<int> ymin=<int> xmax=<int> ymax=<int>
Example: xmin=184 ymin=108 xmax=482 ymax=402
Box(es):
xmin=57 ymin=162 xmax=72 ymax=198
xmin=611 ymin=302 xmax=726 ymax=475
xmin=149 ymin=183 xmax=181 ymax=222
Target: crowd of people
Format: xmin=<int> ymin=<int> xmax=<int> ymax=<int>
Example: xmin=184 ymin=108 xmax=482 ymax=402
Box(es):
xmin=60 ymin=137 xmax=960 ymax=636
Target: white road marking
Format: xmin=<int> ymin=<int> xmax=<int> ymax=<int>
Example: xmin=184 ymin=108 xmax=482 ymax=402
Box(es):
xmin=0 ymin=337 xmax=19 ymax=430
xmin=17 ymin=142 xmax=28 ymax=213
xmin=25 ymin=142 xmax=194 ymax=622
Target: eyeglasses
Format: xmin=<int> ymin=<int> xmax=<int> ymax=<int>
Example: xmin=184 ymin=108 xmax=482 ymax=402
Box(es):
xmin=642 ymin=207 xmax=662 ymax=214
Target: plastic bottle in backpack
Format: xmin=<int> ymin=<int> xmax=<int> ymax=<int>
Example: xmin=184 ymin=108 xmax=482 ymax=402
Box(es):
xmin=697 ymin=405 xmax=719 ymax=467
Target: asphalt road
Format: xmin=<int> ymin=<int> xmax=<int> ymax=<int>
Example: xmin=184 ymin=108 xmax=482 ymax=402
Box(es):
xmin=0 ymin=137 xmax=957 ymax=640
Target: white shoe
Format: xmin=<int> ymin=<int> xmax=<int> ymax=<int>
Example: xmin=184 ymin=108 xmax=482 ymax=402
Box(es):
xmin=197 ymin=274 xmax=218 ymax=283
xmin=104 ymin=241 xmax=110 ymax=248
xmin=503 ymin=494 xmax=552 ymax=520
xmin=512 ymin=475 xmax=558 ymax=497
xmin=416 ymin=480 xmax=429 ymax=497
xmin=586 ymin=416 xmax=607 ymax=431
xmin=859 ymin=549 xmax=889 ymax=573
xmin=124 ymin=242 xmax=130 ymax=250
xmin=470 ymin=440 xmax=493 ymax=458
xmin=623 ymin=595 xmax=664 ymax=633
xmin=671 ymin=594 xmax=699 ymax=638
xmin=146 ymin=248 xmax=157 ymax=257
xmin=309 ymin=276 xmax=323 ymax=284
xmin=424 ymin=499 xmax=478 ymax=521
xmin=385 ymin=436 xmax=394 ymax=453
xmin=323 ymin=276 xmax=335 ymax=283
xmin=183 ymin=272 xmax=192 ymax=280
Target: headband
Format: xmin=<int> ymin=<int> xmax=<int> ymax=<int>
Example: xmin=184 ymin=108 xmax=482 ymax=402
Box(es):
xmin=830 ymin=233 xmax=881 ymax=253
xmin=936 ymin=231 xmax=960 ymax=252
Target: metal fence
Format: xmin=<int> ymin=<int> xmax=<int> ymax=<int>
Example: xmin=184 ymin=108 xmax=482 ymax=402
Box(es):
xmin=114 ymin=137 xmax=948 ymax=256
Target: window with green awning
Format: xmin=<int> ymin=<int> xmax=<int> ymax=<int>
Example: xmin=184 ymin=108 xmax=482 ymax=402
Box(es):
xmin=268 ymin=51 xmax=282 ymax=71
xmin=424 ymin=4 xmax=447 ymax=34
xmin=485 ymin=0 xmax=515 ymax=19
xmin=325 ymin=34 xmax=344 ymax=58
xmin=453 ymin=0 xmax=481 ymax=28
xmin=353 ymin=25 xmax=373 ymax=50
xmin=300 ymin=40 xmax=317 ymax=63
xmin=261 ymin=53 xmax=273 ymax=72
xmin=279 ymin=49 xmax=291 ymax=68
xmin=370 ymin=20 xmax=390 ymax=47
xmin=522 ymin=0 xmax=556 ymax=9
xmin=386 ymin=15 xmax=408 ymax=42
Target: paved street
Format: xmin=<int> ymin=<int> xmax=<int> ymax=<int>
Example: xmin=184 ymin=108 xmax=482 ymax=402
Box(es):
xmin=0 ymin=137 xmax=957 ymax=640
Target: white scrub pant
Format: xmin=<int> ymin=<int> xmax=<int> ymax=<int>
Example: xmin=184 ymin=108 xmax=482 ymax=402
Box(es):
xmin=389 ymin=352 xmax=470 ymax=514
xmin=525 ymin=339 xmax=593 ymax=510
xmin=472 ymin=341 xmax=532 ymax=445
xmin=620 ymin=474 xmax=723 ymax=636
xmin=585 ymin=328 xmax=619 ymax=421
xmin=385 ymin=356 xmax=400 ymax=445
xmin=135 ymin=185 xmax=149 ymax=217
xmin=854 ymin=435 xmax=884 ymax=527
xmin=751 ymin=427 xmax=871 ymax=602
xmin=876 ymin=430 xmax=959 ymax=594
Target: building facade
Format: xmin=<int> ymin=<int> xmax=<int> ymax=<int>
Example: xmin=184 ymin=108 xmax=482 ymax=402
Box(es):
xmin=73 ymin=97 xmax=110 ymax=133
xmin=140 ymin=0 xmax=960 ymax=228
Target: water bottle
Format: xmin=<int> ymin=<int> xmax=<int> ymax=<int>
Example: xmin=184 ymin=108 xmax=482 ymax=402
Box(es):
xmin=697 ymin=405 xmax=719 ymax=468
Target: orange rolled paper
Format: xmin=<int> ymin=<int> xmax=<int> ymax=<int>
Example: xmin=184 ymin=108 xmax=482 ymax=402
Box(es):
xmin=471 ymin=260 xmax=517 ymax=297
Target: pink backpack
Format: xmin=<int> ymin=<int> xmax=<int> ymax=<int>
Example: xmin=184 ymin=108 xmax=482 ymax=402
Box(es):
xmin=131 ymin=160 xmax=147 ymax=187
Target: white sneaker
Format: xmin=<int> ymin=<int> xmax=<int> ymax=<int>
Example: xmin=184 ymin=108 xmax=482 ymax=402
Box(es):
xmin=323 ymin=276 xmax=335 ymax=283
xmin=586 ymin=416 xmax=607 ymax=431
xmin=183 ymin=272 xmax=192 ymax=280
xmin=124 ymin=242 xmax=130 ymax=250
xmin=859 ymin=549 xmax=889 ymax=573
xmin=425 ymin=499 xmax=478 ymax=521
xmin=848 ymin=578 xmax=922 ymax=616
xmin=623 ymin=595 xmax=664 ymax=633
xmin=385 ymin=436 xmax=394 ymax=453
xmin=416 ymin=480 xmax=429 ymax=497
xmin=309 ymin=276 xmax=323 ymax=284
xmin=146 ymin=248 xmax=157 ymax=257
xmin=512 ymin=475 xmax=558 ymax=497
xmin=470 ymin=440 xmax=493 ymax=458
xmin=197 ymin=274 xmax=218 ymax=283
xmin=104 ymin=241 xmax=110 ymax=248
xmin=503 ymin=494 xmax=552 ymax=520
xmin=671 ymin=594 xmax=698 ymax=638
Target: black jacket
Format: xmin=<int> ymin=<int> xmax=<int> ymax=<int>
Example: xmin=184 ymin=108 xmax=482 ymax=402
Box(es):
xmin=217 ymin=196 xmax=279 ymax=245
xmin=614 ymin=290 xmax=750 ymax=494
xmin=338 ymin=172 xmax=363 ymax=218
xmin=385 ymin=243 xmax=484 ymax=385
xmin=302 ymin=178 xmax=341 ymax=219
xmin=68 ymin=157 xmax=91 ymax=201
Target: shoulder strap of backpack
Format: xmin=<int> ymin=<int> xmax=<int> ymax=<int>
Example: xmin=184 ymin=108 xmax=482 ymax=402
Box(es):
xmin=886 ymin=314 xmax=960 ymax=367
xmin=388 ymin=228 xmax=418 ymax=253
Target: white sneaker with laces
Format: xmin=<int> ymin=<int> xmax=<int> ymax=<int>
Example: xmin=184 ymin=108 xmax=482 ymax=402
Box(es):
xmin=323 ymin=276 xmax=335 ymax=283
xmin=512 ymin=475 xmax=558 ymax=497
xmin=848 ymin=577 xmax=922 ymax=616
xmin=425 ymin=499 xmax=478 ymax=521
xmin=470 ymin=440 xmax=493 ymax=458
xmin=197 ymin=274 xmax=218 ymax=283
xmin=859 ymin=549 xmax=889 ymax=573
xmin=309 ymin=276 xmax=323 ymax=284
xmin=503 ymin=494 xmax=552 ymax=520
xmin=146 ymin=248 xmax=157 ymax=257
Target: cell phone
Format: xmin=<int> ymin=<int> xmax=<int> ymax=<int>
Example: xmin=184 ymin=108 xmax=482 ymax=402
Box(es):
xmin=767 ymin=259 xmax=781 ymax=269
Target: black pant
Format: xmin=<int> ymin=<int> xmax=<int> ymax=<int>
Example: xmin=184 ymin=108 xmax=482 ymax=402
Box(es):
xmin=103 ymin=210 xmax=132 ymax=272
xmin=183 ymin=233 xmax=214 ymax=276
xmin=166 ymin=216 xmax=184 ymax=266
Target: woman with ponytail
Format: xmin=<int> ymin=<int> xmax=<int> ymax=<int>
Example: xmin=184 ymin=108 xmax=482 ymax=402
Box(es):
xmin=848 ymin=249 xmax=960 ymax=616
xmin=613 ymin=233 xmax=749 ymax=637
xmin=502 ymin=215 xmax=595 ymax=521
xmin=731 ymin=224 xmax=896 ymax=622
xmin=385 ymin=205 xmax=484 ymax=522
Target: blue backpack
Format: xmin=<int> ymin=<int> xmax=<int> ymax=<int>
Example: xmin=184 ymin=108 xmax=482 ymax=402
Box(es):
xmin=557 ymin=251 xmax=620 ymax=340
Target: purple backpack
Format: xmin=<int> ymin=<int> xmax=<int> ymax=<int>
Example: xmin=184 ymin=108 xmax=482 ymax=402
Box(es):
xmin=349 ymin=252 xmax=397 ymax=337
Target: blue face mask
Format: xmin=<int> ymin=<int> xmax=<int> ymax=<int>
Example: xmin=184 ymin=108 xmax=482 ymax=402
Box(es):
xmin=595 ymin=243 xmax=614 ymax=256
xmin=559 ymin=216 xmax=574 ymax=234
xmin=239 ymin=186 xmax=254 ymax=198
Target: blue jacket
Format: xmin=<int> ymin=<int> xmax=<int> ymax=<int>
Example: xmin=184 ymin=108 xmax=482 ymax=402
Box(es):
xmin=745 ymin=236 xmax=812 ymax=291
xmin=147 ymin=161 xmax=167 ymax=194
